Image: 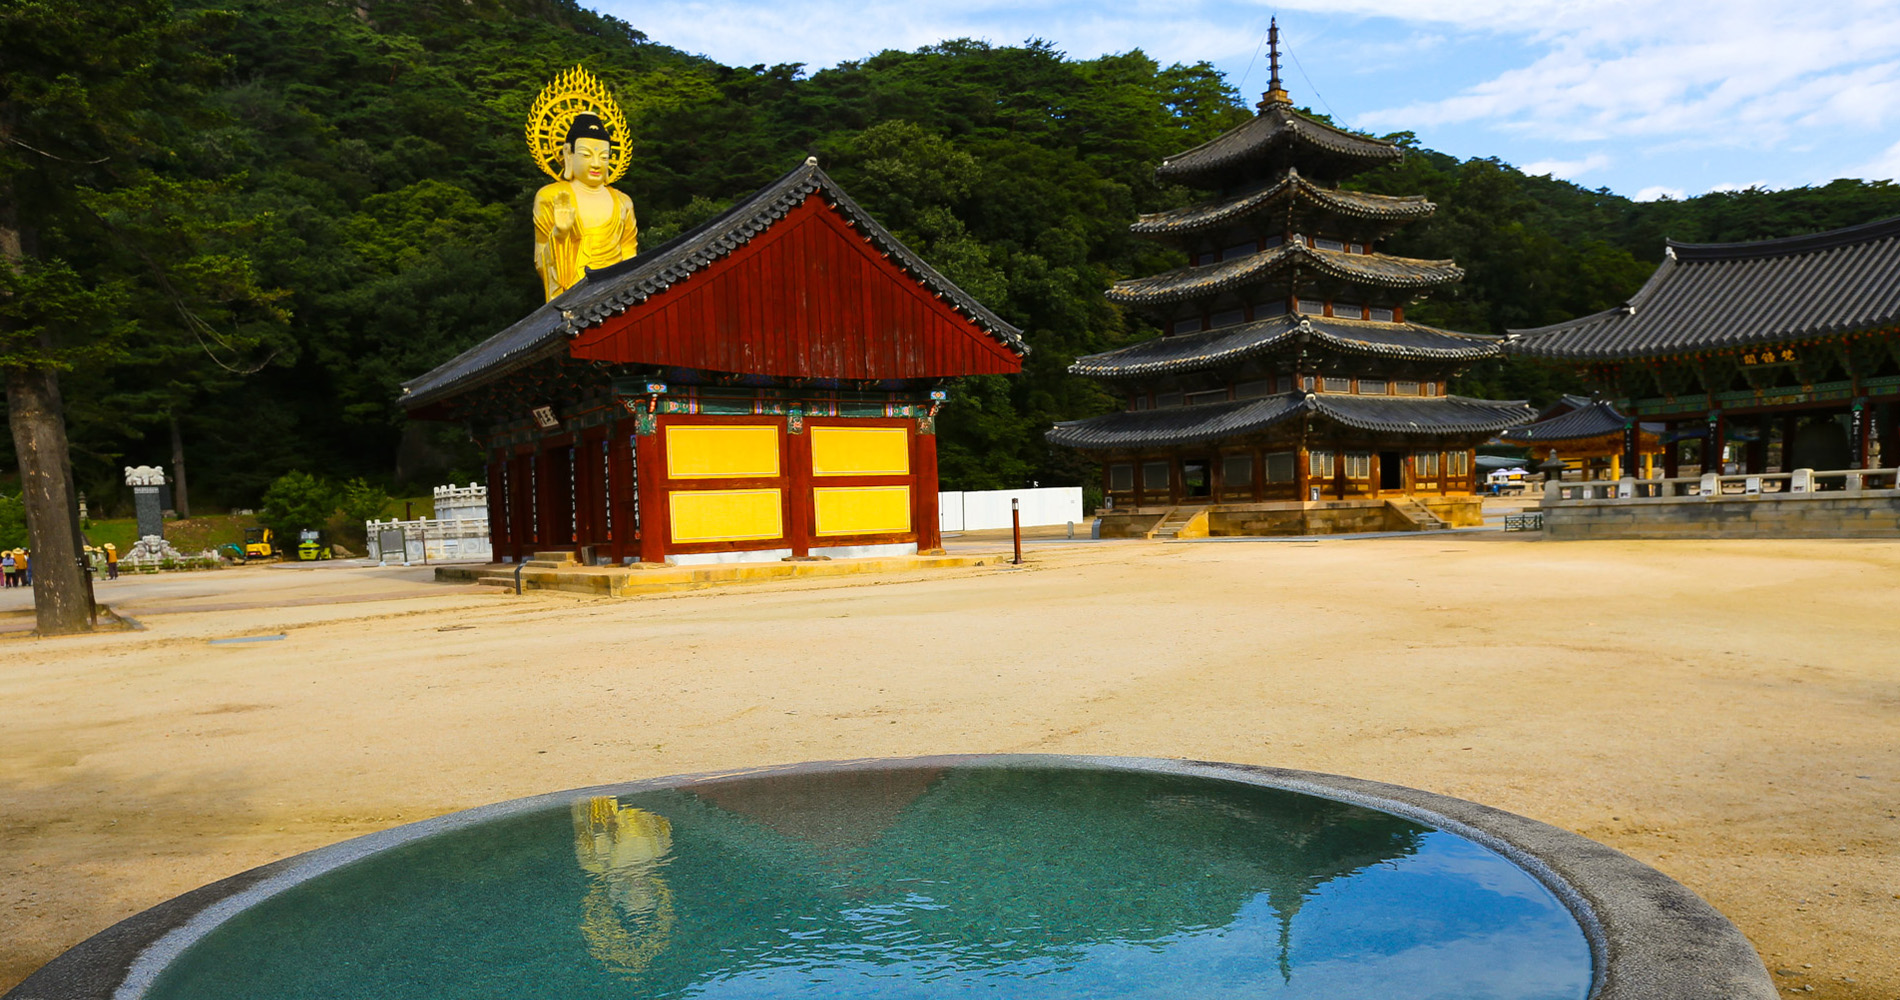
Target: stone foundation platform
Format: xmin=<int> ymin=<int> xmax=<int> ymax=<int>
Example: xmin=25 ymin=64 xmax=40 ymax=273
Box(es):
xmin=1096 ymin=497 xmax=1483 ymax=539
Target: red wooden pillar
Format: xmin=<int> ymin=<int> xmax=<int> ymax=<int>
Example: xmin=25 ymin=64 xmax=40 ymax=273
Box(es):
xmin=1664 ymin=422 xmax=1681 ymax=478
xmin=914 ymin=427 xmax=941 ymax=553
xmin=786 ymin=420 xmax=812 ymax=558
xmin=634 ymin=428 xmax=666 ymax=564
xmin=603 ymin=422 xmax=627 ymax=564
xmin=515 ymin=447 xmax=536 ymax=559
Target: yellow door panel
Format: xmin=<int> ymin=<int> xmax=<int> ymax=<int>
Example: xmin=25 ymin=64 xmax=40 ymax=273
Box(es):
xmin=669 ymin=489 xmax=783 ymax=543
xmin=810 ymin=426 xmax=909 ymax=476
xmin=813 ymin=485 xmax=911 ymax=536
xmin=665 ymin=424 xmax=780 ymax=479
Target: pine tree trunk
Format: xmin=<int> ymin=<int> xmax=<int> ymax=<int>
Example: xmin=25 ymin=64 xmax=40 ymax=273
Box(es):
xmin=6 ymin=363 xmax=95 ymax=634
xmin=169 ymin=410 xmax=190 ymax=518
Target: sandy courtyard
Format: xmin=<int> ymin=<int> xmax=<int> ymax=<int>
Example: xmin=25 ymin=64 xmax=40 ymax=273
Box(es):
xmin=2 ymin=534 xmax=1896 ymax=997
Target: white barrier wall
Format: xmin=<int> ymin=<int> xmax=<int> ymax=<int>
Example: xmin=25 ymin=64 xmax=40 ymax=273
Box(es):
xmin=939 ymin=487 xmax=1084 ymax=532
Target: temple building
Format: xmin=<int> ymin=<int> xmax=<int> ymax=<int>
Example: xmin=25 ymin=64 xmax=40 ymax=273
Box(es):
xmin=1496 ymin=394 xmax=1664 ymax=480
xmin=1048 ymin=25 xmax=1530 ymax=536
xmin=1503 ymin=215 xmax=1900 ymax=478
xmin=402 ymin=157 xmax=1025 ymax=564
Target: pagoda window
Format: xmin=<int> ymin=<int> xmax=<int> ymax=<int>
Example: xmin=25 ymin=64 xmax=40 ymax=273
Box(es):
xmin=1109 ymin=464 xmax=1135 ymax=491
xmin=1349 ymin=242 xmax=1366 ymax=254
xmin=1425 ymin=382 xmax=1439 ymax=396
xmin=1156 ymin=391 xmax=1184 ymax=408
xmin=1235 ymin=379 xmax=1272 ymax=399
xmin=1414 ymin=451 xmax=1440 ymax=476
xmin=1255 ymin=300 xmax=1288 ymax=319
xmin=1322 ymin=377 xmax=1351 ymax=393
xmin=1296 ymin=297 xmax=1324 ymax=315
xmin=1142 ymin=461 xmax=1171 ymax=492
xmin=1333 ymin=302 xmax=1363 ymax=320
xmin=1360 ymin=378 xmax=1387 ymax=395
xmin=1301 ymin=375 xmax=1316 ymax=391
xmin=1210 ymin=308 xmax=1247 ymax=328
xmin=1448 ymin=451 xmax=1471 ymax=476
xmin=1345 ymin=452 xmax=1372 ymax=479
xmin=1221 ymin=242 xmax=1256 ymax=261
xmin=1368 ymin=306 xmax=1395 ymax=323
xmin=1395 ymin=380 xmax=1420 ymax=396
xmin=1262 ymin=234 xmax=1285 ymax=249
xmin=1309 ymin=450 xmax=1336 ymax=477
xmin=1129 ymin=394 xmax=1150 ymax=410
xmin=1171 ymin=317 xmax=1201 ymax=335
xmin=1276 ymin=374 xmax=1295 ymax=393
xmin=1222 ymin=454 xmax=1253 ymax=488
xmin=1185 ymin=388 xmax=1229 ymax=406
xmin=1264 ymin=451 xmax=1297 ymax=482
xmin=1314 ymin=237 xmax=1345 ymax=252
xmin=1195 ymin=251 xmax=1219 ymax=265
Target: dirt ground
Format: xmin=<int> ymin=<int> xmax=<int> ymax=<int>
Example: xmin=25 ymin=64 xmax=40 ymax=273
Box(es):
xmin=2 ymin=534 xmax=1896 ymax=997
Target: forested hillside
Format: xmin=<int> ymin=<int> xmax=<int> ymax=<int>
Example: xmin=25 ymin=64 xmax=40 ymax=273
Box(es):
xmin=8 ymin=0 xmax=1900 ymax=514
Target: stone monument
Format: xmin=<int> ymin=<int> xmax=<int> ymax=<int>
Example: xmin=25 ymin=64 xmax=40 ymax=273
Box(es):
xmin=124 ymin=465 xmax=166 ymax=540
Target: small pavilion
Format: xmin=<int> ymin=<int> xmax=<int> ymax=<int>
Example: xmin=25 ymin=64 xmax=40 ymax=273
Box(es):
xmin=402 ymin=158 xmax=1025 ymax=564
xmin=1496 ymin=395 xmax=1664 ymax=480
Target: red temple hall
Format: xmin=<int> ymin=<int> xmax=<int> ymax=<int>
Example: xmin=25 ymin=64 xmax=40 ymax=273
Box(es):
xmin=402 ymin=158 xmax=1026 ymax=565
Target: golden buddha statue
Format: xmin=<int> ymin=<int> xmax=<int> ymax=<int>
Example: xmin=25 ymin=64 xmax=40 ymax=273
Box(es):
xmin=526 ymin=67 xmax=639 ymax=301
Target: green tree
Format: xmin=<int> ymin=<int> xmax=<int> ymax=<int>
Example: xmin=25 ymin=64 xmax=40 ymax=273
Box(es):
xmin=259 ymin=470 xmax=337 ymax=539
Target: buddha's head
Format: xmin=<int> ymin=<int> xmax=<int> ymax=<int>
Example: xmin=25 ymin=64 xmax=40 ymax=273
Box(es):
xmin=561 ymin=112 xmax=615 ymax=188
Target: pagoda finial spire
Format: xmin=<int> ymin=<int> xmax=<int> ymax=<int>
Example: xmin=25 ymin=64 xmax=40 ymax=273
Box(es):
xmin=1262 ymin=17 xmax=1291 ymax=107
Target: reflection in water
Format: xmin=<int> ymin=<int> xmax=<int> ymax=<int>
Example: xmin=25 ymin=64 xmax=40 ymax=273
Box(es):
xmin=574 ymin=797 xmax=676 ymax=978
xmin=143 ymin=766 xmax=1592 ymax=1000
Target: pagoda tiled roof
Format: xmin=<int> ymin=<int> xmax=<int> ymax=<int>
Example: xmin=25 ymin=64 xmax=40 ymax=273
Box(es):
xmin=1131 ymin=170 xmax=1433 ymax=238
xmin=1070 ymin=315 xmax=1501 ymax=379
xmin=1155 ymin=100 xmax=1401 ymax=187
xmin=402 ymin=158 xmax=1024 ymax=408
xmin=1106 ymin=242 xmax=1461 ymax=307
xmin=1046 ymin=392 xmax=1532 ymax=450
xmin=1504 ymin=214 xmax=1900 ymax=362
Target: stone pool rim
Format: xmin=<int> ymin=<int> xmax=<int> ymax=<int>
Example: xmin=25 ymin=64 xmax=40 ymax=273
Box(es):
xmin=6 ymin=754 xmax=1774 ymax=1000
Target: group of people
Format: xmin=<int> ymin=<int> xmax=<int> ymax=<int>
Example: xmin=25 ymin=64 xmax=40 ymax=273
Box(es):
xmin=0 ymin=543 xmax=121 ymax=588
xmin=1 ymin=548 xmax=28 ymax=587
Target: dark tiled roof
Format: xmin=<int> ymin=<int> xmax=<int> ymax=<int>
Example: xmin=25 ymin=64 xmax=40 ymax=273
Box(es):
xmin=1504 ymin=214 xmax=1900 ymax=362
xmin=403 ymin=158 xmax=1025 ymax=408
xmin=1069 ymin=315 xmax=1501 ymax=379
xmin=1499 ymin=399 xmax=1665 ymax=444
xmin=1105 ymin=241 xmax=1461 ymax=307
xmin=1132 ymin=169 xmax=1432 ymax=237
xmin=1155 ymin=101 xmax=1400 ymax=187
xmin=1499 ymin=400 xmax=1628 ymax=443
xmin=1046 ymin=392 xmax=1532 ymax=450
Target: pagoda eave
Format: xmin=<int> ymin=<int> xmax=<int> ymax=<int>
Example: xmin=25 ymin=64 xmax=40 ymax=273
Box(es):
xmin=1105 ymin=243 xmax=1462 ymax=307
xmin=1070 ymin=315 xmax=1503 ymax=380
xmin=1047 ymin=392 xmax=1533 ymax=451
xmin=1132 ymin=171 xmax=1433 ymax=238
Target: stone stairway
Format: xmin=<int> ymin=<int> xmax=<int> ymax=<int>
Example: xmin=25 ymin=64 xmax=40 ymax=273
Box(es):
xmin=1384 ymin=498 xmax=1448 ymax=531
xmin=1147 ymin=505 xmax=1208 ymax=540
xmin=474 ymin=550 xmax=576 ymax=588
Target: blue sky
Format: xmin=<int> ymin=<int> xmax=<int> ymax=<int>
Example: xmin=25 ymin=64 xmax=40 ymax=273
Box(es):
xmin=589 ymin=0 xmax=1900 ymax=202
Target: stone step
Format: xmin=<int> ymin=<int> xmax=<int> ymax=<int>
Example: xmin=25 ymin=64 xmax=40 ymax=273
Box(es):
xmin=529 ymin=551 xmax=579 ymax=564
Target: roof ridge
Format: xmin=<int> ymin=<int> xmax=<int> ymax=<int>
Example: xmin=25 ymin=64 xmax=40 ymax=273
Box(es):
xmin=1667 ymin=214 xmax=1900 ymax=261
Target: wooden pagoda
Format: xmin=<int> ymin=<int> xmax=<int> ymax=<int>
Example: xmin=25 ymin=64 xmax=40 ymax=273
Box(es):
xmin=402 ymin=157 xmax=1025 ymax=565
xmin=1048 ymin=23 xmax=1531 ymax=535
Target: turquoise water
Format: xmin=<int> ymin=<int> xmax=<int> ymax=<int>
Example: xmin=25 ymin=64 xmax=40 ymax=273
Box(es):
xmin=146 ymin=766 xmax=1592 ymax=999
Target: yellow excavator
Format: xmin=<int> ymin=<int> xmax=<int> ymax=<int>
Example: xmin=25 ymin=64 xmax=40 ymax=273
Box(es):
xmin=242 ymin=527 xmax=275 ymax=560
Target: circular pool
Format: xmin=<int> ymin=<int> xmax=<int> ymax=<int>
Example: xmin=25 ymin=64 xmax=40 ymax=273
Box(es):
xmin=8 ymin=757 xmax=1774 ymax=1000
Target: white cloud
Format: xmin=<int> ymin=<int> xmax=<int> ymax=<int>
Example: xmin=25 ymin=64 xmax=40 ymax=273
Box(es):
xmin=1632 ymin=185 xmax=1684 ymax=201
xmin=1852 ymin=138 xmax=1900 ymax=181
xmin=1520 ymin=153 xmax=1612 ymax=179
xmin=1354 ymin=0 xmax=1900 ymax=152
